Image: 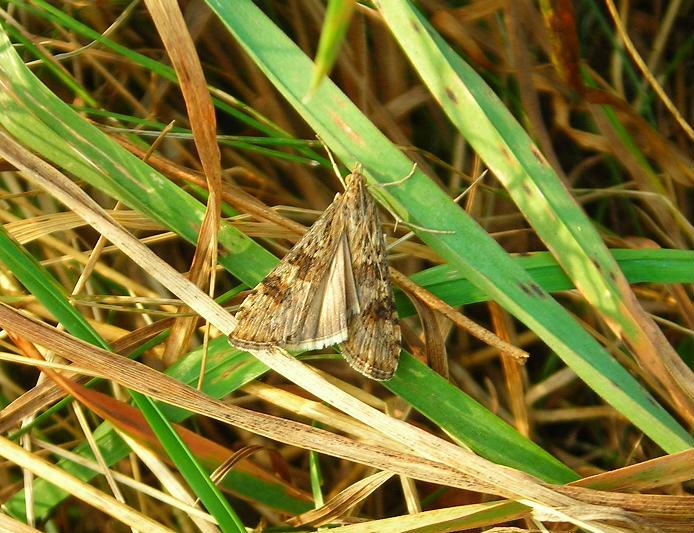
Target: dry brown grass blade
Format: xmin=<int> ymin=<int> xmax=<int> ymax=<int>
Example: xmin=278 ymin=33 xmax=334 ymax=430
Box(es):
xmin=409 ymin=295 xmax=449 ymax=378
xmin=210 ymin=445 xmax=274 ymax=485
xmin=240 ymin=381 xmax=401 ymax=446
xmin=572 ymin=448 xmax=694 ymax=492
xmin=459 ymin=524 xmax=541 ymax=533
xmin=391 ymin=269 xmax=529 ymax=362
xmin=144 ymin=0 xmax=223 ymax=365
xmin=551 ymin=451 xmax=694 ymax=531
xmin=556 ymin=485 xmax=693 ymax=523
xmin=603 ymin=0 xmax=694 ymax=143
xmin=328 ymin=500 xmax=529 ymax=532
xmin=430 ymin=5 xmax=499 ymax=70
xmin=4 ymin=210 xmax=162 ymax=244
xmin=0 ymin=512 xmax=41 ymax=533
xmin=0 ymin=129 xmax=650 ymax=531
xmin=489 ymin=302 xmax=530 ymax=437
xmin=612 ymin=108 xmax=694 ymax=188
xmin=287 ymin=470 xmax=395 ymax=527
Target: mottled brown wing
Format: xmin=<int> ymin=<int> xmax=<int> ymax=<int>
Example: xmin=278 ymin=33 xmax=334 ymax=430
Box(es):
xmin=339 ymin=172 xmax=401 ymax=380
xmin=229 ymin=195 xmax=360 ymax=351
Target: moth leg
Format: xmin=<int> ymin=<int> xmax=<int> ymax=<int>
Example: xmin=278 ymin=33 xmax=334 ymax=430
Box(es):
xmin=370 ymin=162 xmax=417 ymax=189
xmin=385 ymin=168 xmax=488 ymax=238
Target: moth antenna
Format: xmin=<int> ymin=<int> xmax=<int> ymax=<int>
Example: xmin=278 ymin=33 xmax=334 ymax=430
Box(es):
xmin=387 ymin=170 xmax=488 ymax=250
xmin=453 ymin=169 xmax=489 ymax=204
xmin=371 ymin=162 xmax=417 ymax=189
xmin=365 ymin=163 xmax=454 ymax=239
xmin=316 ymin=135 xmax=348 ymax=189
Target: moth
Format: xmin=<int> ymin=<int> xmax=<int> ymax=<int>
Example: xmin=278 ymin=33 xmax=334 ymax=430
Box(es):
xmin=228 ymin=165 xmax=401 ymax=380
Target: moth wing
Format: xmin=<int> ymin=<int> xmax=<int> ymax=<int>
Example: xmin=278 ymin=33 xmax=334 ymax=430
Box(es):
xmin=229 ymin=197 xmax=359 ymax=350
xmin=339 ymin=173 xmax=401 ymax=380
xmin=286 ymin=232 xmax=359 ymax=349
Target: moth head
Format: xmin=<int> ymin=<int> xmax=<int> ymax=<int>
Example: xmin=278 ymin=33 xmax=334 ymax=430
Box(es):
xmin=345 ymin=164 xmax=366 ymax=189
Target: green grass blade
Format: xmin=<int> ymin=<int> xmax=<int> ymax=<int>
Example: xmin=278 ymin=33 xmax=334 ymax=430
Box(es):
xmin=397 ymin=249 xmax=694 ymax=316
xmin=307 ymin=0 xmax=356 ymax=98
xmin=132 ymin=392 xmax=246 ymax=533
